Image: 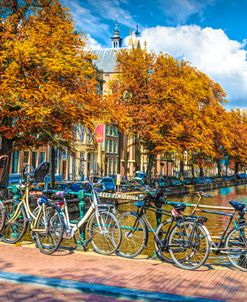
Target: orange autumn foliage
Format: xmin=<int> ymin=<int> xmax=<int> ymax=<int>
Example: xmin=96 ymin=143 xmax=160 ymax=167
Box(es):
xmin=0 ymin=0 xmax=102 ymax=150
xmin=107 ymin=48 xmax=231 ymax=176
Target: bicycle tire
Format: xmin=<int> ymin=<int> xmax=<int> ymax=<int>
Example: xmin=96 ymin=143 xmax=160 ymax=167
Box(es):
xmin=0 ymin=199 xmax=28 ymax=244
xmin=116 ymin=211 xmax=147 ymax=258
xmin=86 ymin=211 xmax=122 ymax=255
xmin=33 ymin=204 xmax=64 ymax=255
xmin=169 ymin=220 xmax=210 ymax=270
xmin=225 ymin=224 xmax=247 ymax=271
xmin=0 ymin=201 xmax=6 ymax=232
xmin=154 ymin=218 xmax=174 ymax=263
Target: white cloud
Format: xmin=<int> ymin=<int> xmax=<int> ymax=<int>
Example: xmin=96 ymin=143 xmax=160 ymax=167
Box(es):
xmin=85 ymin=34 xmax=103 ymax=50
xmin=158 ymin=0 xmax=214 ymax=23
xmin=138 ymin=25 xmax=247 ymax=108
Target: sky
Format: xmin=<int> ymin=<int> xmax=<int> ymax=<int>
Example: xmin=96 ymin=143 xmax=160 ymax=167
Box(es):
xmin=62 ymin=0 xmax=247 ymax=109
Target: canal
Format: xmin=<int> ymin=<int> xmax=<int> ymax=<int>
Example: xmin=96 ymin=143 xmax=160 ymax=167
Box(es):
xmin=116 ymin=184 xmax=247 ymax=264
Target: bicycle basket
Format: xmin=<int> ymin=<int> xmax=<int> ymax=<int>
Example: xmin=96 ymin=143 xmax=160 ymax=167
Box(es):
xmin=0 ymin=155 xmax=9 ymax=183
xmin=33 ymin=162 xmax=50 ymax=183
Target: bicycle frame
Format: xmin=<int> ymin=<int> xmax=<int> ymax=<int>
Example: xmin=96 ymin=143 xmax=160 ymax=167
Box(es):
xmin=6 ymin=183 xmax=48 ymax=232
xmin=59 ymin=185 xmax=114 ymax=239
xmin=192 ymin=206 xmax=245 ymax=252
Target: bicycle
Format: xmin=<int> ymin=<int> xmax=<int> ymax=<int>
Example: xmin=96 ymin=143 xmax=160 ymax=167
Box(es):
xmin=0 ymin=162 xmax=64 ymax=255
xmin=45 ymin=181 xmax=122 ymax=255
xmin=191 ymin=192 xmax=247 ymax=271
xmin=116 ymin=188 xmax=210 ymax=270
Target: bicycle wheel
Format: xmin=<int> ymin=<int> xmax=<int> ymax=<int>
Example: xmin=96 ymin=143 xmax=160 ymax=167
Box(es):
xmin=87 ymin=211 xmax=121 ymax=255
xmin=33 ymin=204 xmax=64 ymax=255
xmin=225 ymin=224 xmax=247 ymax=271
xmin=169 ymin=221 xmax=210 ymax=270
xmin=0 ymin=202 xmax=6 ymax=232
xmin=116 ymin=212 xmax=147 ymax=258
xmin=1 ymin=199 xmax=28 ymax=244
xmin=154 ymin=218 xmax=174 ymax=263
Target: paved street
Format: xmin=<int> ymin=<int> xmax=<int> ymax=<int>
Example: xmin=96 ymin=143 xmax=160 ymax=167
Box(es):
xmin=0 ymin=280 xmax=134 ymax=302
xmin=0 ymin=243 xmax=246 ymax=301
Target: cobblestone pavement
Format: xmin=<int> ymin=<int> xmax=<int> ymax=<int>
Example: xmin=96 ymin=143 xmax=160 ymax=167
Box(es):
xmin=0 ymin=243 xmax=246 ymax=301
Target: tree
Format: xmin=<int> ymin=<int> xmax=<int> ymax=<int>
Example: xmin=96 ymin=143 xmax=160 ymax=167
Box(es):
xmin=227 ymin=110 xmax=247 ymax=174
xmin=107 ymin=48 xmax=227 ymax=181
xmin=0 ymin=0 xmax=102 ymax=186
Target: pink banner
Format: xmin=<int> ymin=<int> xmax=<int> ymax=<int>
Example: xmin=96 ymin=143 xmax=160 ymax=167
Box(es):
xmin=95 ymin=124 xmax=104 ymax=143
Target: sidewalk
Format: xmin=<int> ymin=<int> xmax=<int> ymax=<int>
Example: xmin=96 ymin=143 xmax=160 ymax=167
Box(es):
xmin=0 ymin=243 xmax=246 ymax=301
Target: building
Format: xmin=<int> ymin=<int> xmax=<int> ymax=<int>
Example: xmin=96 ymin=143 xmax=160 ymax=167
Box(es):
xmin=8 ymin=20 xmax=174 ymax=180
xmin=93 ymin=20 xmax=174 ymax=178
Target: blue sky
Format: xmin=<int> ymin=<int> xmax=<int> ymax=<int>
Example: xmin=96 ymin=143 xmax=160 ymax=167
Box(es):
xmin=62 ymin=0 xmax=247 ymax=109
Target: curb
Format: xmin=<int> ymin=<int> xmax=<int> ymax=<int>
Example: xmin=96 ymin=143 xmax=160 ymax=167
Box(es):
xmin=0 ymin=271 xmax=223 ymax=302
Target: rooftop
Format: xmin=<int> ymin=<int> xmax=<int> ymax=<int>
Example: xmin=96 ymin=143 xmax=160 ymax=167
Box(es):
xmin=93 ymin=47 xmax=128 ymax=73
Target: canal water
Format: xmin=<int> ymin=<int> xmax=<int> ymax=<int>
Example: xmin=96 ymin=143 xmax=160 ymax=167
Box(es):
xmin=116 ymin=184 xmax=247 ymax=264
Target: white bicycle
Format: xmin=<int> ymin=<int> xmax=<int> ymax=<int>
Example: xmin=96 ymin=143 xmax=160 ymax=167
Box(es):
xmin=45 ymin=182 xmax=122 ymax=255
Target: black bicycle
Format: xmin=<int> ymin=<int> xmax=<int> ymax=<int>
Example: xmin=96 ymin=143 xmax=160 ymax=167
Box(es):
xmin=191 ymin=193 xmax=247 ymax=271
xmin=117 ymin=188 xmax=210 ymax=270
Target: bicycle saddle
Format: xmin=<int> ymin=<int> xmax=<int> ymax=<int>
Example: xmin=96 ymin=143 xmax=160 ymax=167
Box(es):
xmin=168 ymin=202 xmax=186 ymax=211
xmin=229 ymin=200 xmax=245 ymax=212
xmin=134 ymin=200 xmax=145 ymax=208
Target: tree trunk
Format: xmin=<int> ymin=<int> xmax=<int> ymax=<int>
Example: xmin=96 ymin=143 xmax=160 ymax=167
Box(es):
xmin=50 ymin=146 xmax=56 ymax=188
xmin=225 ymin=164 xmax=228 ymax=176
xmin=199 ymin=165 xmax=204 ymax=178
xmin=216 ymin=159 xmax=222 ymax=177
xmin=234 ymin=162 xmax=239 ymax=175
xmin=179 ymin=160 xmax=184 ymax=179
xmin=146 ymin=153 xmax=155 ymax=185
xmin=191 ymin=164 xmax=195 ymax=178
xmin=0 ymin=136 xmax=13 ymax=189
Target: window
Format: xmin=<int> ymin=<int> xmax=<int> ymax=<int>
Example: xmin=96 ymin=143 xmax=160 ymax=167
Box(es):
xmin=110 ymin=140 xmax=113 ymax=153
xmin=77 ymin=125 xmax=85 ymax=142
xmin=12 ymin=150 xmax=19 ymax=173
xmin=39 ymin=152 xmax=46 ymax=164
xmin=114 ymin=126 xmax=118 ymax=137
xmin=110 ymin=126 xmax=113 ymax=136
xmin=87 ymin=130 xmax=92 ymax=143
xmin=72 ymin=157 xmax=76 ymax=180
xmin=32 ymin=151 xmax=38 ymax=168
xmin=113 ymin=160 xmax=117 ymax=174
xmin=105 ymin=139 xmax=109 ymax=152
xmin=23 ymin=151 xmax=29 ymax=165
xmin=113 ymin=140 xmax=117 ymax=154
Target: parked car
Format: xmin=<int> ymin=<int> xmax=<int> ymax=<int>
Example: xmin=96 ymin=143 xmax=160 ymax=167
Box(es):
xmin=221 ymin=175 xmax=236 ymax=181
xmin=169 ymin=176 xmax=184 ymax=186
xmin=154 ymin=178 xmax=170 ymax=188
xmin=132 ymin=171 xmax=146 ymax=182
xmin=8 ymin=173 xmax=21 ymax=185
xmin=119 ymin=180 xmax=133 ymax=192
xmin=202 ymin=177 xmax=215 ymax=184
xmin=96 ymin=177 xmax=116 ymax=193
xmin=162 ymin=176 xmax=183 ymax=187
xmin=129 ymin=180 xmax=150 ymax=192
xmin=182 ymin=178 xmax=197 ymax=185
xmin=236 ymin=173 xmax=247 ymax=179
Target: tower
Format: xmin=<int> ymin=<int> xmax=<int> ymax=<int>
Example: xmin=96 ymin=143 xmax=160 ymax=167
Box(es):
xmin=134 ymin=25 xmax=141 ymax=49
xmin=111 ymin=19 xmax=122 ymax=48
